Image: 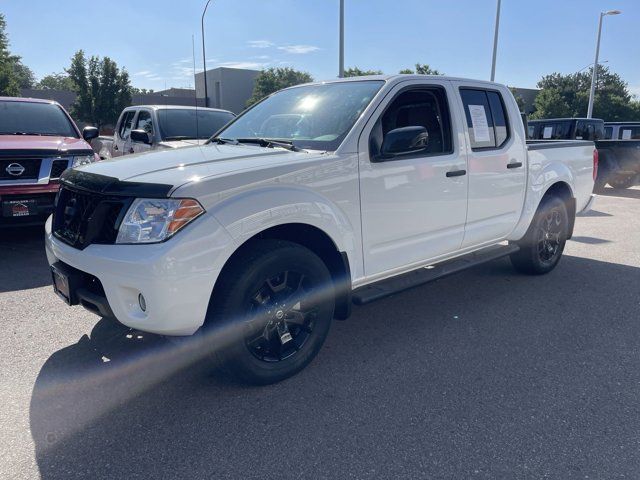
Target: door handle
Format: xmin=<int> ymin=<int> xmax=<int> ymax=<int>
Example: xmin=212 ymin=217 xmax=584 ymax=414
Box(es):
xmin=507 ymin=162 xmax=523 ymax=169
xmin=446 ymin=169 xmax=467 ymax=177
xmin=113 ymin=145 xmax=119 ymax=151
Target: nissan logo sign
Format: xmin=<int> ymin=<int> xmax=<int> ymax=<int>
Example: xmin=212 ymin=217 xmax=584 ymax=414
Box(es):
xmin=6 ymin=163 xmax=26 ymax=176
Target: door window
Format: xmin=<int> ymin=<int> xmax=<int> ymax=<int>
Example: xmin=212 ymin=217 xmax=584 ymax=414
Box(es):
xmin=460 ymin=88 xmax=510 ymax=150
xmin=619 ymin=126 xmax=640 ymax=139
xmin=370 ymin=87 xmax=452 ymax=159
xmin=135 ymin=111 xmax=154 ymax=135
xmin=118 ymin=111 xmax=136 ymax=139
xmin=604 ymin=126 xmax=613 ymax=139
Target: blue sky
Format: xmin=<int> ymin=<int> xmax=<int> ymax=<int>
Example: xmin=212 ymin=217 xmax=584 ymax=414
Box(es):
xmin=3 ymin=0 xmax=639 ymax=95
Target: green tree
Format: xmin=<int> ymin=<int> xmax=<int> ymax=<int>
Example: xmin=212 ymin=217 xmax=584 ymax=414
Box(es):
xmin=66 ymin=50 xmax=132 ymax=127
xmin=247 ymin=67 xmax=313 ymax=107
xmin=532 ymin=66 xmax=640 ymax=121
xmin=0 ymin=13 xmax=20 ymax=96
xmin=400 ymin=63 xmax=443 ymax=75
xmin=36 ymin=72 xmax=76 ymax=91
xmin=131 ymin=87 xmax=155 ymax=95
xmin=343 ymin=66 xmax=383 ymax=77
xmin=509 ymin=87 xmax=527 ymax=112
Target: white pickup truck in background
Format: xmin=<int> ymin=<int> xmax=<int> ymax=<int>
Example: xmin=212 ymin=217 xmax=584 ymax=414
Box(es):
xmin=92 ymin=105 xmax=235 ymax=159
xmin=46 ymin=75 xmax=596 ymax=385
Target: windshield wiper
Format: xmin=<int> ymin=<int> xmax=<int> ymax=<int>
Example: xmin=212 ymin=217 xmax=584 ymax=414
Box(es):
xmin=235 ymin=138 xmax=302 ymax=152
xmin=163 ymin=135 xmax=197 ymax=141
xmin=210 ymin=137 xmax=239 ymax=145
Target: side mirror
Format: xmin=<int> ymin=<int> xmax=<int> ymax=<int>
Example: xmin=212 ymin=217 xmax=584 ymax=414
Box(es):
xmin=380 ymin=126 xmax=429 ymax=158
xmin=130 ymin=129 xmax=151 ymax=145
xmin=82 ymin=126 xmax=99 ymax=142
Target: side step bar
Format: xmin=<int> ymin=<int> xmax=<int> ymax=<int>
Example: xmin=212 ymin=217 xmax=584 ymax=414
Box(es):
xmin=352 ymin=243 xmax=520 ymax=305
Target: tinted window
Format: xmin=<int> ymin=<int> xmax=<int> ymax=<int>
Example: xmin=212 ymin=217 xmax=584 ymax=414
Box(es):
xmin=218 ymin=81 xmax=384 ymax=151
xmin=619 ymin=126 xmax=640 ymax=140
xmin=532 ymin=121 xmax=572 ymax=140
xmin=370 ymin=88 xmax=452 ymax=158
xmin=487 ymin=91 xmax=509 ymax=146
xmin=118 ymin=111 xmax=136 ymax=139
xmin=604 ymin=127 xmax=613 ymax=139
xmin=460 ymin=88 xmax=511 ymax=150
xmin=157 ymin=109 xmax=235 ymax=140
xmin=0 ymin=101 xmax=78 ymax=137
xmin=135 ymin=111 xmax=154 ymax=135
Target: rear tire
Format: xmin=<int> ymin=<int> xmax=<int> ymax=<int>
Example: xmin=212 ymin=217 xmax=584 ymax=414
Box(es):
xmin=510 ymin=195 xmax=569 ymax=275
xmin=206 ymin=240 xmax=335 ymax=385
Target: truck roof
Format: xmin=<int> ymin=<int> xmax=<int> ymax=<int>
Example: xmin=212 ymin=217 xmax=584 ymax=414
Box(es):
xmin=604 ymin=121 xmax=640 ymax=125
xmin=528 ymin=117 xmax=604 ymax=123
xmin=0 ymin=96 xmax=59 ymax=105
xmin=125 ymin=105 xmax=233 ymax=114
xmin=282 ymin=74 xmax=508 ymax=90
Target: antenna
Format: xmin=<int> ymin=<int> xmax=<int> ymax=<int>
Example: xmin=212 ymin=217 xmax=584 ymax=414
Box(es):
xmin=192 ymin=34 xmax=200 ymax=141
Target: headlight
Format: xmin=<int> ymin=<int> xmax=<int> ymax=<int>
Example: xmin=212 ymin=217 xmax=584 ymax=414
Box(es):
xmin=72 ymin=154 xmax=97 ymax=168
xmin=116 ymin=198 xmax=205 ymax=244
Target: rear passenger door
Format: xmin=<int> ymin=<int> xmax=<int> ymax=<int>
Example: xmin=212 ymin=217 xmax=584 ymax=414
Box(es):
xmin=113 ymin=110 xmax=136 ymax=157
xmin=453 ymin=84 xmax=526 ymax=248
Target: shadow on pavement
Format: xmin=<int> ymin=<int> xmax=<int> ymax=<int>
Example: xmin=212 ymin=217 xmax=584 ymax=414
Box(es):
xmin=30 ymin=255 xmax=640 ymax=479
xmin=569 ymin=236 xmax=612 ymax=245
xmin=0 ymin=225 xmax=50 ymax=293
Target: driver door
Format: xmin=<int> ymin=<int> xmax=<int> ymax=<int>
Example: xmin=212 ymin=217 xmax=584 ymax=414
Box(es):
xmin=358 ymin=80 xmax=468 ymax=277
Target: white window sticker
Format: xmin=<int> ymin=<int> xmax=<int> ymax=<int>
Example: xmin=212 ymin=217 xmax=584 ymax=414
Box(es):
xmin=468 ymin=105 xmax=491 ymax=143
xmin=543 ymin=126 xmax=553 ymax=139
xmin=622 ymin=129 xmax=632 ymax=140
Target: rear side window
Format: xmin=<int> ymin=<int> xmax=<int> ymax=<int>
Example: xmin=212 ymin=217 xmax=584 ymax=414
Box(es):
xmin=604 ymin=127 xmax=613 ymax=139
xmin=118 ymin=111 xmax=136 ymax=139
xmin=460 ymin=88 xmax=510 ymax=150
xmin=619 ymin=126 xmax=640 ymax=140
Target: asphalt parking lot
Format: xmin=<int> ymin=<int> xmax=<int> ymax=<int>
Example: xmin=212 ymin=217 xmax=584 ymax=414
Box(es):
xmin=1 ymin=187 xmax=640 ymax=480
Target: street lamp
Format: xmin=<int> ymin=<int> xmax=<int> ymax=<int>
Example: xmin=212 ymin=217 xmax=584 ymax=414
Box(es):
xmin=339 ymin=0 xmax=344 ymax=78
xmin=587 ymin=9 xmax=621 ymax=118
xmin=490 ymin=0 xmax=501 ymax=82
xmin=201 ymin=0 xmax=213 ymax=108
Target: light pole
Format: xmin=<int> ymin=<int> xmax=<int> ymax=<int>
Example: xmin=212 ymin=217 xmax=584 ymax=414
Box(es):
xmin=339 ymin=0 xmax=344 ymax=78
xmin=490 ymin=0 xmax=501 ymax=82
xmin=587 ymin=9 xmax=621 ymax=118
xmin=201 ymin=0 xmax=213 ymax=108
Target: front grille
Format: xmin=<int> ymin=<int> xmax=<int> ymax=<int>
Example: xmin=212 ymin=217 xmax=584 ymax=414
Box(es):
xmin=50 ymin=159 xmax=71 ymax=179
xmin=0 ymin=158 xmax=42 ymax=180
xmin=52 ymin=186 xmax=132 ymax=249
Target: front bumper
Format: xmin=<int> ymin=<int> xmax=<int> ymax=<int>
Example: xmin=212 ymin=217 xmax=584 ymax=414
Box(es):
xmin=45 ymin=214 xmax=236 ymax=336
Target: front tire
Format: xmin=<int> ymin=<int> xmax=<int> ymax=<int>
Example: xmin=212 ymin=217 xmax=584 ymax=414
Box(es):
xmin=206 ymin=240 xmax=335 ymax=385
xmin=510 ymin=195 xmax=569 ymax=275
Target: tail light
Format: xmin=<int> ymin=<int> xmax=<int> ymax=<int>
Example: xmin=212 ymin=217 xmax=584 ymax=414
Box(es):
xmin=593 ymin=149 xmax=599 ymax=181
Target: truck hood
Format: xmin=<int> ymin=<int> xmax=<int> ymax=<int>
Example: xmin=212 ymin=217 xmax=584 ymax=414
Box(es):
xmin=0 ymin=135 xmax=93 ymax=153
xmin=76 ymin=143 xmax=320 ymax=190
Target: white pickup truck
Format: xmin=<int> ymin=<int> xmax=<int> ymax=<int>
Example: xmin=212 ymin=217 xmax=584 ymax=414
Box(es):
xmin=45 ymin=75 xmax=596 ymax=384
xmin=92 ymin=105 xmax=235 ymax=159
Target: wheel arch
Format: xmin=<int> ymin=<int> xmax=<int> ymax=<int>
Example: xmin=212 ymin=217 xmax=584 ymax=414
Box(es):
xmin=541 ymin=181 xmax=576 ymax=239
xmin=209 ymin=222 xmax=353 ymax=322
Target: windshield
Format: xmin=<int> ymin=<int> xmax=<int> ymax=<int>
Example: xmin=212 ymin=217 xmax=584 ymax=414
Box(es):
xmin=0 ymin=100 xmax=78 ymax=137
xmin=217 ymin=80 xmax=385 ymax=151
xmin=157 ymin=109 xmax=235 ymax=140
